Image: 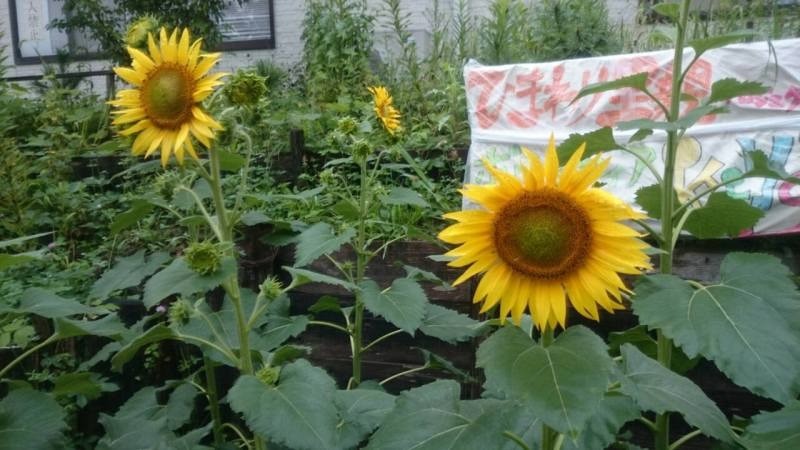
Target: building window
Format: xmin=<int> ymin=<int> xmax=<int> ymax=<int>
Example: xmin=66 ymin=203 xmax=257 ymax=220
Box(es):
xmin=7 ymin=0 xmax=275 ymax=65
xmin=218 ymin=0 xmax=276 ymax=51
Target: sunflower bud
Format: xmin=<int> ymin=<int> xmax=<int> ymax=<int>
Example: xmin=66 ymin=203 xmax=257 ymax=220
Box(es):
xmin=336 ymin=116 xmax=359 ymax=136
xmin=351 ymin=138 xmax=373 ymax=161
xmin=168 ymin=298 xmax=193 ymax=325
xmin=184 ymin=241 xmax=223 ymax=276
xmin=256 ymin=365 xmax=281 ymax=386
xmin=225 ymin=70 xmax=267 ymax=106
xmin=258 ymin=276 xmax=284 ymax=303
xmin=125 ymin=16 xmax=159 ymax=50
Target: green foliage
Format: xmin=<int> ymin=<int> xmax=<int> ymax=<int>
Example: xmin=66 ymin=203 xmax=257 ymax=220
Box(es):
xmin=293 ymin=222 xmax=356 ymax=267
xmin=0 ymin=389 xmax=67 ymax=450
xmin=479 ymin=0 xmax=535 ymax=64
xmin=683 ymin=192 xmax=764 ymax=238
xmin=618 ymin=345 xmax=733 ymax=442
xmin=95 ymin=385 xmax=210 ymax=449
xmin=477 ymin=325 xmax=614 ymax=435
xmin=531 ymin=0 xmax=621 ymax=61
xmin=742 ymin=401 xmax=800 ymax=449
xmin=229 ymin=361 xmax=341 ymax=450
xmin=419 ymin=303 xmax=485 ymax=344
xmin=633 ymin=253 xmax=800 ymax=404
xmin=360 ymin=278 xmax=428 ymax=334
xmin=142 ymin=256 xmax=236 ymax=308
xmin=303 ymin=0 xmax=375 ymax=104
xmin=49 ymin=0 xmax=230 ymax=63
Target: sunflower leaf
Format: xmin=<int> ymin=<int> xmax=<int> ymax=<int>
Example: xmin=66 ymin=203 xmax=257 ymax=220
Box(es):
xmin=476 ymin=325 xmax=613 ymax=435
xmin=360 ymin=278 xmax=427 ymax=334
xmin=143 ymin=257 xmax=236 ymax=308
xmin=0 ymin=389 xmax=67 ymax=450
xmin=557 ymin=127 xmax=620 ymax=161
xmin=619 ymin=344 xmax=733 ymax=442
xmin=335 ymin=388 xmax=396 ymax=449
xmin=563 ymin=393 xmax=640 ymax=450
xmin=228 ymin=360 xmax=339 ymax=450
xmin=419 ymin=303 xmax=485 ymax=344
xmin=742 ymin=400 xmax=800 ymax=449
xmin=293 ymin=222 xmax=355 ymax=268
xmin=707 ymin=78 xmax=769 ymax=104
xmin=683 ymin=192 xmax=764 ymax=238
xmin=91 ymin=250 xmax=170 ymax=300
xmin=366 ymin=381 xmax=541 ymax=450
xmin=634 ymin=184 xmax=679 ymax=220
xmin=633 ymin=254 xmax=800 ymax=405
xmin=571 ymin=73 xmax=650 ymax=104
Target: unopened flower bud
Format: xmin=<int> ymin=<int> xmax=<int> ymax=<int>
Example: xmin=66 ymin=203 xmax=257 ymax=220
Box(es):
xmin=168 ymin=298 xmax=192 ymax=325
xmin=125 ymin=16 xmax=159 ymax=50
xmin=256 ymin=365 xmax=281 ymax=386
xmin=258 ymin=276 xmax=283 ymax=303
xmin=351 ymin=138 xmax=373 ymax=161
xmin=184 ymin=241 xmax=223 ymax=276
xmin=225 ymin=70 xmax=267 ymax=106
xmin=336 ymin=116 xmax=359 ymax=136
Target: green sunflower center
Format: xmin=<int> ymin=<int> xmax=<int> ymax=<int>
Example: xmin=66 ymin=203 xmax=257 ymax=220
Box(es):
xmin=143 ymin=66 xmax=193 ymax=129
xmin=494 ymin=190 xmax=592 ymax=279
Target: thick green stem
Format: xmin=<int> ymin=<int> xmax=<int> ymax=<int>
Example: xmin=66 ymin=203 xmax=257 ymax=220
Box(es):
xmin=351 ymin=157 xmax=369 ymax=387
xmin=208 ymin=148 xmax=263 ymax=450
xmin=203 ymin=357 xmax=224 ymax=448
xmin=540 ymin=326 xmax=560 ymax=450
xmin=0 ymin=334 xmax=59 ymax=380
xmin=656 ymin=2 xmax=691 ymax=449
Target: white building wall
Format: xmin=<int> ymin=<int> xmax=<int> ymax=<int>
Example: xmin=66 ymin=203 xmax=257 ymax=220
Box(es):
xmin=1 ymin=0 xmax=638 ymax=84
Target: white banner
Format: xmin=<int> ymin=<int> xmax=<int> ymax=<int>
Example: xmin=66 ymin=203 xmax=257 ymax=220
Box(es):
xmin=464 ymin=39 xmax=800 ymax=236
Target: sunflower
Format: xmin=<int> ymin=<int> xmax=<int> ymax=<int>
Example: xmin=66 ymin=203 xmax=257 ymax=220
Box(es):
xmin=439 ymin=137 xmax=651 ymax=330
xmin=367 ymin=86 xmax=401 ymax=135
xmin=110 ymin=27 xmax=225 ymax=167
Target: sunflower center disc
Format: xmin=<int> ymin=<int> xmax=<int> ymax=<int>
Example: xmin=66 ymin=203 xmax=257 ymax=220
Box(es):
xmin=144 ymin=67 xmax=192 ymax=128
xmin=494 ymin=191 xmax=592 ymax=279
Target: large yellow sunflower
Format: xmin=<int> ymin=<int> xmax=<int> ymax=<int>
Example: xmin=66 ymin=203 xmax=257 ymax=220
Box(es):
xmin=368 ymin=86 xmax=401 ymax=135
xmin=110 ymin=27 xmax=225 ymax=167
xmin=439 ymin=137 xmax=651 ymax=330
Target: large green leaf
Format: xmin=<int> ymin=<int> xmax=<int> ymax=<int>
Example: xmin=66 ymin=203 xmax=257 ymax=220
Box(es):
xmin=284 ymin=266 xmax=358 ymax=291
xmin=52 ymin=372 xmax=117 ymax=400
xmin=556 ymin=127 xmax=619 ymax=161
xmin=634 ymin=184 xmax=679 ymax=220
xmin=476 ymin=325 xmax=613 ymax=435
xmin=228 ymin=360 xmax=339 ymax=450
xmin=689 ymin=31 xmax=756 ymax=57
xmin=707 ymin=78 xmax=769 ymax=104
xmin=633 ymin=254 xmax=800 ymax=404
xmin=381 ymin=187 xmax=429 ymax=207
xmin=0 ymin=389 xmax=66 ymax=450
xmin=111 ymin=324 xmax=177 ymax=370
xmin=419 ymin=303 xmax=485 ymax=344
xmin=143 ymin=256 xmax=236 ymax=308
xmin=110 ymin=199 xmax=154 ymax=233
xmin=683 ymin=192 xmax=764 ymax=238
xmin=294 ymin=222 xmax=355 ymax=267
xmin=91 ymin=250 xmax=169 ymax=300
xmin=367 ymin=381 xmax=541 ymax=450
xmin=563 ymin=393 xmax=640 ymax=450
xmin=335 ymin=388 xmax=396 ymax=449
xmin=619 ymin=345 xmax=733 ymax=442
xmin=96 ymin=384 xmax=207 ymax=450
xmin=742 ymin=150 xmax=800 ymax=184
xmin=54 ymin=315 xmax=126 ymax=339
xmin=0 ymin=288 xmax=108 ymax=318
xmin=572 ymin=72 xmax=650 ymax=103
xmin=360 ymin=278 xmax=428 ymax=334
xmin=365 ymin=380 xmax=466 ymax=450
xmin=742 ymin=401 xmax=800 ymax=449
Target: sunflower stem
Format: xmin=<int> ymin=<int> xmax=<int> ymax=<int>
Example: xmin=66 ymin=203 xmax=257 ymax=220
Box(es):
xmin=203 ymin=357 xmax=224 ymax=448
xmin=655 ymin=1 xmax=691 ymax=449
xmin=540 ymin=326 xmax=560 ymax=450
xmin=351 ymin=156 xmax=370 ymax=388
xmin=208 ymin=146 xmax=264 ymax=450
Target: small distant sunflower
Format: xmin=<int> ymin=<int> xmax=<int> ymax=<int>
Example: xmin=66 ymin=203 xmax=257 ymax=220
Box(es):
xmin=439 ymin=137 xmax=651 ymax=330
xmin=368 ymin=86 xmax=401 ymax=135
xmin=110 ymin=27 xmax=225 ymax=167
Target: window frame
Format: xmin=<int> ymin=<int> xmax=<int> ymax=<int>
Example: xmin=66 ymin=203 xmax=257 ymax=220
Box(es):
xmin=7 ymin=0 xmax=276 ymax=66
